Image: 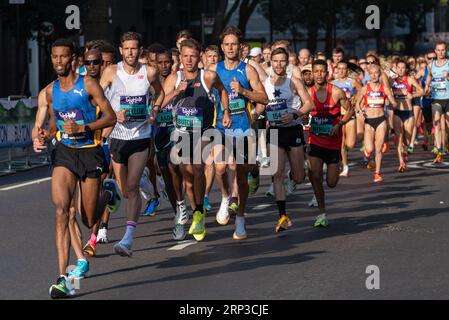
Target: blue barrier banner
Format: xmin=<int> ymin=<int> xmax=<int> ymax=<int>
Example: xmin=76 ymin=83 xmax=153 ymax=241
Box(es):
xmin=0 ymin=98 xmax=37 ymax=149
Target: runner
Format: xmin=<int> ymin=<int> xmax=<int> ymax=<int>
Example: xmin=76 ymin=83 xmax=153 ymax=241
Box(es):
xmin=262 ymin=43 xmax=272 ymax=72
xmin=306 ymin=59 xmax=353 ymax=227
xmin=332 ymin=61 xmax=361 ymax=177
xmin=298 ymin=48 xmax=311 ymax=71
xmin=425 ymin=40 xmax=449 ymax=163
xmin=100 ymin=32 xmax=164 ymax=257
xmin=257 ymin=47 xmax=313 ymax=232
xmin=210 ymin=26 xmax=269 ymax=240
xmin=35 ymin=39 xmax=120 ymax=298
xmin=329 ymin=48 xmax=345 ymax=80
xmin=355 ymin=64 xmax=397 ymax=182
xmin=162 ymin=38 xmax=230 ymax=241
xmin=390 ymin=59 xmax=423 ymax=172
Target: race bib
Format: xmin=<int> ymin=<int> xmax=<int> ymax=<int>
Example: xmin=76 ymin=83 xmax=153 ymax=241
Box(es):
xmin=366 ymin=92 xmax=385 ymax=108
xmin=431 ymin=78 xmax=447 ymax=92
xmin=310 ymin=116 xmax=335 ymax=136
xmin=55 ymin=109 xmax=88 ymax=141
xmin=228 ymin=93 xmax=246 ymax=115
xmin=176 ymin=106 xmax=203 ymax=129
xmin=266 ymin=101 xmax=288 ymax=124
xmin=393 ymin=86 xmax=407 ymax=99
xmin=120 ymin=95 xmax=148 ymax=122
xmin=156 ymin=105 xmax=174 ymax=126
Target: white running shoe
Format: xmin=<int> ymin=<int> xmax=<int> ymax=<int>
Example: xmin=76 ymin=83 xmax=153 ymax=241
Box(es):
xmin=175 ymin=200 xmax=189 ymax=225
xmin=139 ymin=168 xmax=153 ymax=201
xmin=286 ymin=170 xmax=296 ymax=196
xmin=216 ymin=197 xmax=230 ymax=225
xmin=233 ymin=216 xmax=247 ymax=240
xmin=308 ymin=195 xmax=318 ymax=207
xmin=265 ymin=183 xmax=274 ymax=197
xmin=339 ymin=165 xmax=349 ymax=177
xmin=96 ymin=227 xmax=109 ymax=244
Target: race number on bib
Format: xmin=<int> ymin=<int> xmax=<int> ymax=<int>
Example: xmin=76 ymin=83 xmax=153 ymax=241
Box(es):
xmin=120 ymin=95 xmax=148 ymax=122
xmin=431 ymin=78 xmax=447 ymax=93
xmin=176 ymin=106 xmax=203 ymax=129
xmin=156 ymin=105 xmax=174 ymax=126
xmin=55 ymin=109 xmax=88 ymax=141
xmin=310 ymin=116 xmax=335 ymax=136
xmin=266 ymin=101 xmax=288 ymax=124
xmin=228 ymin=94 xmax=246 ymax=115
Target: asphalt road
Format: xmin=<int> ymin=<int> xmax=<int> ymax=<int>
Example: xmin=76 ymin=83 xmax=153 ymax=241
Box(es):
xmin=1 ymin=147 xmax=448 ymax=300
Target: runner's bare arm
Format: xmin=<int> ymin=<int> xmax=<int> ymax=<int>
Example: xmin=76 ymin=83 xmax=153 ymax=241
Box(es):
xmin=384 ymin=85 xmax=398 ymax=109
xmin=206 ymin=70 xmax=231 ymax=128
xmin=83 ymin=77 xmax=117 ymax=131
xmin=32 ymin=86 xmax=50 ymax=141
xmin=147 ymin=65 xmax=165 ymax=111
xmin=409 ymin=77 xmax=424 ymax=98
xmin=291 ymin=77 xmax=314 ymax=116
xmin=424 ymin=66 xmax=432 ymax=95
xmin=334 ymin=86 xmax=354 ymax=124
xmin=99 ymin=65 xmax=116 ymax=91
xmin=354 ymin=86 xmax=366 ymax=114
xmin=247 ymin=59 xmax=268 ymax=82
xmin=243 ymin=64 xmax=269 ymax=105
xmin=161 ymin=73 xmax=179 ymax=108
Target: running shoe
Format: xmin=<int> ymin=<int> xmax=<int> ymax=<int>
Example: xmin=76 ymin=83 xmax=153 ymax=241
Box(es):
xmin=189 ymin=209 xmax=206 ymax=241
xmin=103 ymin=179 xmax=122 ymax=214
xmin=433 ymin=152 xmax=443 ymax=164
xmin=175 ymin=200 xmax=189 ymax=225
xmin=139 ymin=168 xmax=153 ymax=200
xmin=113 ymin=242 xmax=132 ymax=257
xmin=373 ymin=172 xmax=383 ymax=183
xmin=96 ymin=227 xmax=109 ymax=244
xmin=381 ymin=142 xmax=389 ymax=153
xmin=398 ymin=163 xmax=406 ymax=173
xmin=367 ymin=161 xmax=376 ymax=170
xmin=308 ymin=195 xmax=318 ymax=207
xmin=172 ymin=223 xmax=187 ymax=241
xmin=233 ymin=216 xmax=247 ymax=240
xmin=265 ymin=183 xmax=274 ymax=197
xmin=49 ymin=275 xmax=75 ymax=299
xmin=204 ymin=195 xmax=212 ymax=211
xmin=313 ymin=214 xmax=329 ymax=228
xmin=339 ymin=165 xmax=349 ymax=177
xmin=359 ymin=144 xmax=365 ymax=152
xmin=143 ymin=198 xmax=160 ymax=216
xmin=248 ymin=173 xmax=260 ymax=195
xmin=407 ymin=146 xmax=414 ymax=154
xmin=260 ymin=156 xmax=270 ymax=168
xmin=432 ymin=147 xmax=439 ymax=154
xmin=229 ymin=202 xmax=239 ymax=218
xmin=68 ymin=259 xmax=90 ymax=280
xmin=286 ymin=170 xmax=296 ymax=195
xmin=216 ymin=197 xmax=230 ymax=225
xmin=276 ymin=215 xmax=292 ymax=232
xmin=82 ymin=242 xmax=96 ymax=257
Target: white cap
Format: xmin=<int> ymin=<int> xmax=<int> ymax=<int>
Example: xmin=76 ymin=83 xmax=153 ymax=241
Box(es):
xmin=249 ymin=47 xmax=262 ymax=57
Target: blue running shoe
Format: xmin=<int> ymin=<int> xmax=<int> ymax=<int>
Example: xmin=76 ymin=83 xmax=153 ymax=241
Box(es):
xmin=204 ymin=196 xmax=212 ymax=211
xmin=68 ymin=259 xmax=90 ymax=280
xmin=143 ymin=198 xmax=160 ymax=216
xmin=113 ymin=242 xmax=132 ymax=257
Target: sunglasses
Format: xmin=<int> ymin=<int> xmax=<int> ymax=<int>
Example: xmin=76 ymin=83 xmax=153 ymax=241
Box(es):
xmin=84 ymin=59 xmax=102 ymax=66
xmin=427 ymin=56 xmax=436 ymax=60
xmin=367 ymin=61 xmax=376 ymax=64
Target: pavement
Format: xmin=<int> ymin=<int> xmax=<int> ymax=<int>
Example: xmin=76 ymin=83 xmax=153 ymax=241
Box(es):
xmin=1 ymin=146 xmax=448 ymax=300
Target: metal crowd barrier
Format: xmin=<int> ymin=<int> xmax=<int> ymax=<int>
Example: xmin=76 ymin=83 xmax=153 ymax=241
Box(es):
xmin=0 ymin=96 xmax=50 ymax=176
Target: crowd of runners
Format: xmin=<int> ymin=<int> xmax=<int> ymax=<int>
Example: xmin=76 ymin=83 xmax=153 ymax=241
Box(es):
xmin=31 ymin=26 xmax=449 ymax=298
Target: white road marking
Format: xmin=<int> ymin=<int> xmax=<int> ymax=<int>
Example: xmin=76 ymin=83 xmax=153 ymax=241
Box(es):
xmin=0 ymin=177 xmax=52 ymax=191
xmin=167 ymin=240 xmax=197 ymax=251
xmin=253 ymin=204 xmax=271 ymax=210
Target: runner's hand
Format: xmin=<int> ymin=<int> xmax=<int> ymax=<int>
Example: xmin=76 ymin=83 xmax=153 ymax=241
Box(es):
xmin=63 ymin=120 xmax=84 ymax=134
xmin=330 ymin=123 xmax=342 ymax=137
xmin=148 ymin=110 xmax=157 ymax=124
xmin=175 ymin=80 xmax=188 ymax=95
xmin=281 ymin=112 xmax=294 ymax=124
xmin=33 ymin=128 xmax=47 ymax=153
xmin=116 ymin=110 xmax=127 ymax=123
xmin=222 ymin=110 xmax=232 ymax=128
xmin=230 ymin=77 xmax=242 ymax=95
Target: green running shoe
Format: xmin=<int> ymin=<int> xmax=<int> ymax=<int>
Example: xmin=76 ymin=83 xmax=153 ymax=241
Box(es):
xmin=189 ymin=209 xmax=206 ymax=241
xmin=313 ymin=214 xmax=329 ymax=228
xmin=49 ymin=276 xmax=75 ymax=299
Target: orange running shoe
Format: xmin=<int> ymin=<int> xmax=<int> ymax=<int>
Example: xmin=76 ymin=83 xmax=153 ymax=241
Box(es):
xmin=367 ymin=161 xmax=376 ymax=170
xmin=381 ymin=142 xmax=389 ymax=153
xmin=373 ymin=172 xmax=383 ymax=183
xmin=433 ymin=152 xmax=443 ymax=164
